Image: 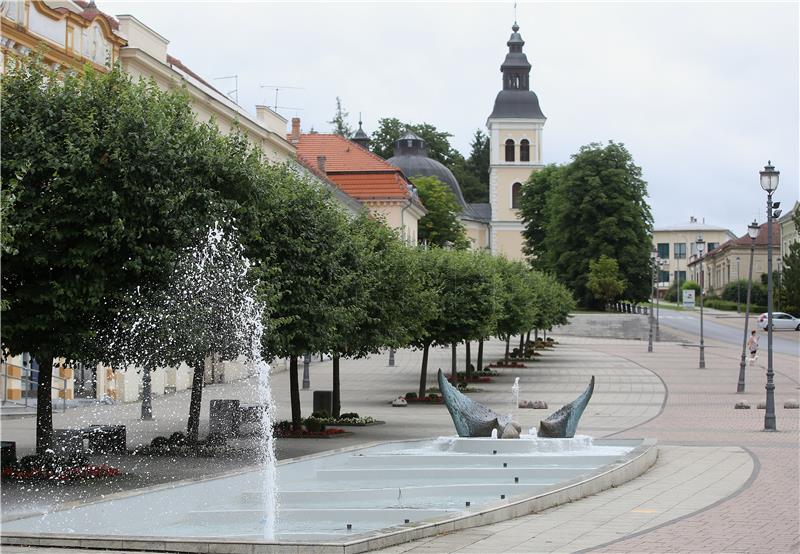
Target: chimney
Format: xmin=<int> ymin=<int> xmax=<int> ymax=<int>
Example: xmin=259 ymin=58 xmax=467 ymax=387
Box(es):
xmin=291 ymin=117 xmax=301 ymax=143
xmin=317 ymin=155 xmax=326 ymax=173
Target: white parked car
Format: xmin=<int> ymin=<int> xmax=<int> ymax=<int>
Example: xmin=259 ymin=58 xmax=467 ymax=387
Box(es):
xmin=758 ymin=312 xmax=800 ymax=331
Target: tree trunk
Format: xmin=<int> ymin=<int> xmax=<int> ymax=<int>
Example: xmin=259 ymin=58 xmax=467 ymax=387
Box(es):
xmin=186 ymin=359 xmax=205 ymax=444
xmin=451 ymin=343 xmax=457 ymax=379
xmin=332 ymin=354 xmax=341 ymax=418
xmin=289 ymin=355 xmax=301 ymax=431
xmin=519 ymin=334 xmax=525 ymax=355
xmin=35 ymin=353 xmax=53 ymax=454
xmin=141 ymin=366 xmax=153 ymax=421
xmin=504 ymin=335 xmax=511 ymax=363
xmin=465 ymin=341 xmax=472 ymax=374
xmin=535 ymin=329 xmax=539 ymax=341
xmin=526 ymin=330 xmax=531 ymax=346
xmin=418 ymin=343 xmax=430 ymax=399
xmin=477 ymin=339 xmax=484 ymax=372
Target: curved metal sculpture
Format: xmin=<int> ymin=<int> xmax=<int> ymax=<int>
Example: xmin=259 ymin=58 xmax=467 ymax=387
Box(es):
xmin=438 ymin=369 xmax=513 ymax=437
xmin=537 ymin=375 xmax=595 ymax=438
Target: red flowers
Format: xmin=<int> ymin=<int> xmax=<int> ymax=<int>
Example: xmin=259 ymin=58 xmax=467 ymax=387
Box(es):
xmin=2 ymin=464 xmax=120 ymax=481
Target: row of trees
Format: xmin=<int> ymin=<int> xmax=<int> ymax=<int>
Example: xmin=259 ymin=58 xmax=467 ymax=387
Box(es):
xmin=2 ymin=60 xmax=575 ymax=452
xmin=520 ymin=142 xmax=654 ymax=308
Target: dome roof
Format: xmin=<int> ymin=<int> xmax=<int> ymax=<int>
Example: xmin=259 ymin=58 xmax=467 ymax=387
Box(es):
xmin=489 ymin=89 xmax=545 ymax=119
xmin=388 ymin=153 xmax=469 ymax=211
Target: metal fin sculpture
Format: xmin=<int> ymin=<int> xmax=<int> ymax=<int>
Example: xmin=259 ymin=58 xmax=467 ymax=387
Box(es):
xmin=537 ymin=375 xmax=595 ymax=438
xmin=438 ymin=369 xmax=512 ymax=437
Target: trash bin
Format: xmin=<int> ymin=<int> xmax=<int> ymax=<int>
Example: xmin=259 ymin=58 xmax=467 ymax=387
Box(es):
xmin=313 ymin=390 xmax=333 ymax=416
xmin=1 ymin=441 xmax=16 ymax=467
xmin=86 ymin=425 xmax=127 ymax=454
xmin=53 ymin=428 xmax=86 ymax=457
xmin=210 ymin=399 xmax=240 ymax=436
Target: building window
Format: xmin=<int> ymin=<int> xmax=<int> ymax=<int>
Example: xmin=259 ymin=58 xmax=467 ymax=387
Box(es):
xmin=674 ymin=270 xmax=686 ymax=283
xmin=674 ymin=242 xmax=686 ymax=259
xmin=657 ymin=243 xmax=669 ymax=259
xmin=511 ymin=182 xmax=522 ymax=209
xmin=708 ymin=242 xmax=719 ymax=252
xmin=505 ymin=139 xmax=515 ymax=162
xmin=520 ymin=139 xmax=530 ymax=162
xmin=658 ymin=270 xmax=670 ymax=284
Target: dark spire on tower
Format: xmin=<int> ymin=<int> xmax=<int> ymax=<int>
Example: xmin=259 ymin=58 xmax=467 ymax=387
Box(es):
xmin=488 ymin=22 xmax=545 ymax=120
xmin=351 ymin=113 xmax=370 ymax=149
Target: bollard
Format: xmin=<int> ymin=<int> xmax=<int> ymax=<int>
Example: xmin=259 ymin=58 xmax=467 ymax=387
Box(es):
xmin=466 ymin=501 xmax=471 ymax=507
xmin=346 ymin=523 xmax=352 ymax=531
xmin=501 ymin=494 xmax=506 ymax=499
xmin=514 ymin=477 xmax=519 ymax=483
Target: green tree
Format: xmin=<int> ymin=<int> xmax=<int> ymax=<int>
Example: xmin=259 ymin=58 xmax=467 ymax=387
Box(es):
xmin=493 ymin=258 xmax=537 ymax=362
xmin=519 ymin=164 xmax=562 ymax=267
xmin=587 ymin=255 xmax=627 ymax=307
xmin=257 ymin=172 xmax=354 ymax=431
xmin=453 ymin=130 xmax=490 ymax=203
xmin=412 ymin=176 xmax=470 ymax=249
xmin=325 ymin=214 xmax=436 ymax=416
xmin=1 ymin=60 xmax=261 ymax=452
xmin=328 ymin=97 xmax=353 ymax=138
xmin=780 ymin=216 xmax=800 ymax=314
xmin=412 ymin=249 xmax=500 ymax=397
xmin=528 ymin=142 xmax=653 ymax=308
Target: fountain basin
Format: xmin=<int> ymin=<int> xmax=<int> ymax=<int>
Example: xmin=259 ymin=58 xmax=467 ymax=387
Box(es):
xmin=2 ymin=436 xmax=657 ymax=553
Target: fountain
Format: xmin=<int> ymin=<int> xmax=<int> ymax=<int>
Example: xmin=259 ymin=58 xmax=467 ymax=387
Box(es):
xmin=512 ymin=377 xmax=520 ymax=416
xmin=1 ymin=257 xmax=655 ymax=552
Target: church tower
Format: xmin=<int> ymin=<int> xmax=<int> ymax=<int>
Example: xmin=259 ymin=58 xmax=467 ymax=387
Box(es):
xmin=487 ymin=22 xmax=546 ymax=260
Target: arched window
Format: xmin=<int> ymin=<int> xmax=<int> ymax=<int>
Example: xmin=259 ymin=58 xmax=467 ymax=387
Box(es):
xmin=511 ymin=182 xmax=522 ymax=209
xmin=505 ymin=139 xmax=515 ymax=162
xmin=520 ymin=139 xmax=530 ymax=162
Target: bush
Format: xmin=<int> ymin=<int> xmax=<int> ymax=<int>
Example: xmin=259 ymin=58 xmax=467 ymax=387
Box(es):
xmin=338 ymin=412 xmax=359 ymax=420
xmin=311 ymin=410 xmax=330 ymax=419
xmin=721 ymin=280 xmax=767 ymax=306
xmin=303 ymin=417 xmax=326 ymax=433
xmin=405 ymin=392 xmax=417 ymax=399
xmin=704 ymin=298 xmax=767 ymax=313
xmin=427 ymin=393 xmax=439 ymax=400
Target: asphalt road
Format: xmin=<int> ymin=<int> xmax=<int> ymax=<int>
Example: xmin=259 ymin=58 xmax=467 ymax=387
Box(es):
xmin=657 ymin=309 xmax=800 ymax=356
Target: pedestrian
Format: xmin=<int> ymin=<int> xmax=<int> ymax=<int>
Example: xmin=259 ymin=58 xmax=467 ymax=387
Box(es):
xmin=747 ymin=329 xmax=759 ymax=364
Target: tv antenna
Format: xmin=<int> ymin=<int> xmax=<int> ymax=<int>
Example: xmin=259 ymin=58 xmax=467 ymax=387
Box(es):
xmin=214 ymin=75 xmax=238 ymax=104
xmin=260 ymin=85 xmax=304 ymax=113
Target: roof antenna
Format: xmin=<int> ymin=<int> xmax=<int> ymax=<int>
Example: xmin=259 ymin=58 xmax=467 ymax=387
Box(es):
xmin=514 ymin=1 xmax=517 ymax=25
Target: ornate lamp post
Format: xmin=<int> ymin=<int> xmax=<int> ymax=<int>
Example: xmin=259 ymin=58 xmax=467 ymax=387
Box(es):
xmin=648 ymin=249 xmax=656 ymax=353
xmin=760 ymin=161 xmax=780 ymax=431
xmin=696 ymin=236 xmax=706 ymax=369
xmin=737 ymin=220 xmax=760 ymax=393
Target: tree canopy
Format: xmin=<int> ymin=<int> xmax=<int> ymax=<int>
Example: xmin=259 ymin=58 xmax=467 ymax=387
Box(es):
xmin=587 ymin=255 xmax=627 ymax=306
xmin=328 ymin=97 xmax=353 ymax=138
xmin=412 ymin=175 xmax=470 ymax=249
xmin=520 ymin=142 xmax=653 ymax=307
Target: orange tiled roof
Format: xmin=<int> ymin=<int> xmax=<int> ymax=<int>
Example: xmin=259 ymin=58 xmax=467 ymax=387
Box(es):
xmin=296 ymin=134 xmax=411 ymax=200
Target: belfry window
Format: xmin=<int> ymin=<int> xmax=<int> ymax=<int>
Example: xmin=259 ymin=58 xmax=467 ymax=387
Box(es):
xmin=520 ymin=139 xmax=530 ymax=162
xmin=505 ymin=139 xmax=515 ymax=162
xmin=511 ymin=182 xmax=522 ymax=209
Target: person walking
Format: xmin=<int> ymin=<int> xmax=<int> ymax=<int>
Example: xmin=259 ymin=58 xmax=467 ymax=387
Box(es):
xmin=747 ymin=329 xmax=759 ymax=365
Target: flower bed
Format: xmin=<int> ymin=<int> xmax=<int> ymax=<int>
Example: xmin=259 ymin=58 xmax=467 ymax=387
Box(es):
xmin=313 ymin=414 xmax=383 ymax=427
xmin=274 ymin=427 xmax=348 ymax=439
xmin=452 ymin=375 xmax=493 ymax=383
xmin=1 ymin=453 xmax=120 ymax=482
xmin=403 ymin=394 xmax=444 ymax=404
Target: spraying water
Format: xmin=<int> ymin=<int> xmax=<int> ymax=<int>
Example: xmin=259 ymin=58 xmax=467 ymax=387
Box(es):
xmin=511 ymin=377 xmax=520 ymax=417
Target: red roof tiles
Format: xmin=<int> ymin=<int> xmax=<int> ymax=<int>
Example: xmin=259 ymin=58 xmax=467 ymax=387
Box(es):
xmin=296 ymin=134 xmax=412 ymax=200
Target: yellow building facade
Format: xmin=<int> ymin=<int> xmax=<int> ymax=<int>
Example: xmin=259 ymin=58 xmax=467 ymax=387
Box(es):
xmin=486 ymin=23 xmax=546 ymax=261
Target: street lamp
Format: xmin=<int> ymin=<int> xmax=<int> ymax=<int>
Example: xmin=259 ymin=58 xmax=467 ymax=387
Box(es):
xmin=656 ymin=258 xmax=666 ymax=340
xmin=737 ymin=220 xmax=760 ymax=393
xmin=648 ymin=249 xmax=656 ymax=353
xmin=736 ymin=256 xmax=741 ymax=314
xmin=696 ymin=236 xmax=706 ymax=369
xmin=760 ymin=161 xmax=779 ymax=431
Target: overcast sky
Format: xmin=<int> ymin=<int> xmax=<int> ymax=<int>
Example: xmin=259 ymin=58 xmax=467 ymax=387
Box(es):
xmin=106 ymin=1 xmax=799 ymax=235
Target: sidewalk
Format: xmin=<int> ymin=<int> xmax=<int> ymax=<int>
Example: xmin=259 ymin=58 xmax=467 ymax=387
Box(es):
xmin=2 ymin=325 xmax=798 ymax=553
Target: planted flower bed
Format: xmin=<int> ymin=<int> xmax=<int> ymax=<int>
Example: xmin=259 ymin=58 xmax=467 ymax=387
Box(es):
xmin=1 ymin=453 xmax=120 ymax=482
xmin=403 ymin=392 xmax=444 ymax=404
xmin=273 ymin=419 xmax=349 ymax=438
xmin=309 ymin=412 xmax=384 ymax=427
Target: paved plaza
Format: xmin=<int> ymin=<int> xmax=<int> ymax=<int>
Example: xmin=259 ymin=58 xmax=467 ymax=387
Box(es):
xmin=2 ymin=312 xmax=799 ymax=552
